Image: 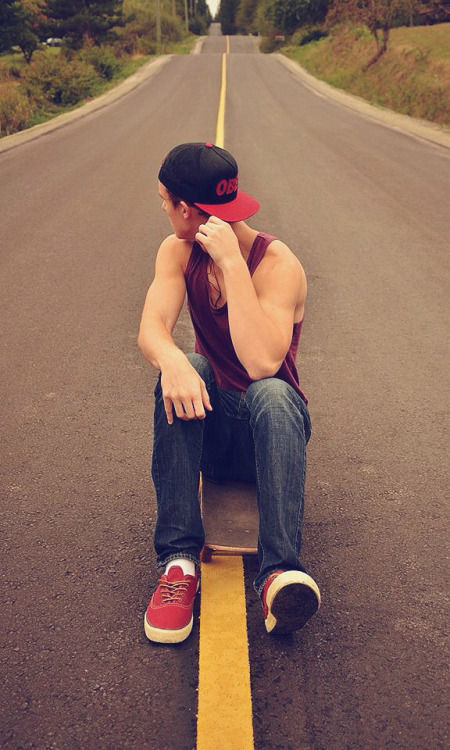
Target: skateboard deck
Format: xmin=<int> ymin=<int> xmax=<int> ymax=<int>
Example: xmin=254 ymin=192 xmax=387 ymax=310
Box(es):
xmin=200 ymin=477 xmax=259 ymax=562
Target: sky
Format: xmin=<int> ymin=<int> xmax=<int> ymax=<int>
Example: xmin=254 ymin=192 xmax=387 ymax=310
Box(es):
xmin=207 ymin=0 xmax=219 ymax=18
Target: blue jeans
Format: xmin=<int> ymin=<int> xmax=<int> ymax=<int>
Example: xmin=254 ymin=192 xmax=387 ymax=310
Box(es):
xmin=152 ymin=354 xmax=312 ymax=596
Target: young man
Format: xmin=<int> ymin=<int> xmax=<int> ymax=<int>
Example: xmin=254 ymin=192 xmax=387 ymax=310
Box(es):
xmin=138 ymin=142 xmax=321 ymax=644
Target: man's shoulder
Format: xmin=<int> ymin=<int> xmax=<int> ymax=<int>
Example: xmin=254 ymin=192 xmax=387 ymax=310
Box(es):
xmin=159 ymin=233 xmax=193 ymax=253
xmin=260 ymin=237 xmax=303 ymax=272
xmin=157 ymin=234 xmax=194 ymax=269
xmin=253 ymin=236 xmax=306 ymax=302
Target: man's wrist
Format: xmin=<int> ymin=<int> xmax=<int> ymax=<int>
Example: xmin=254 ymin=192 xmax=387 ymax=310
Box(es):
xmin=157 ymin=346 xmax=185 ymax=372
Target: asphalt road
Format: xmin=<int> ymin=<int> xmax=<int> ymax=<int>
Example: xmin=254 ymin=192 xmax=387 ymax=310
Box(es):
xmin=1 ymin=28 xmax=449 ymax=750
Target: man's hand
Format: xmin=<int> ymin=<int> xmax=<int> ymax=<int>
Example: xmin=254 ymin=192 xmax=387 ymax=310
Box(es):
xmin=160 ymin=354 xmax=212 ymax=425
xmin=195 ymin=216 xmax=241 ymax=269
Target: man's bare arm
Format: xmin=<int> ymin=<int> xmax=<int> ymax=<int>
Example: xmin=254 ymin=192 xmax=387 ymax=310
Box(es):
xmin=138 ymin=236 xmax=212 ymax=424
xmin=225 ymin=250 xmax=304 ymax=379
xmin=138 ymin=237 xmax=186 ymax=369
xmin=196 ymin=218 xmax=305 ymax=380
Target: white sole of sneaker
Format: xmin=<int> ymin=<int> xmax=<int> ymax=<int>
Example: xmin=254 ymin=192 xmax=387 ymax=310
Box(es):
xmin=265 ymin=571 xmax=321 ymax=635
xmin=144 ymin=613 xmax=194 ymax=644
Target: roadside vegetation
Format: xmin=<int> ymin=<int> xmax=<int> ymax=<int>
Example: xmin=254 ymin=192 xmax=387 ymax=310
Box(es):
xmin=218 ymin=0 xmax=450 ymax=126
xmin=0 ymin=0 xmax=210 ymax=137
xmin=283 ymin=23 xmax=450 ymax=124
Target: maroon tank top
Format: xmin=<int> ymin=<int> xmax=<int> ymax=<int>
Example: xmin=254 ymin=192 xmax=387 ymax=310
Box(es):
xmin=184 ymin=232 xmax=308 ymax=404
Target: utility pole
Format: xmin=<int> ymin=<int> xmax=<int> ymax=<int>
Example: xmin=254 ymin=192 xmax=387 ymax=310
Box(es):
xmin=156 ymin=0 xmax=161 ymax=50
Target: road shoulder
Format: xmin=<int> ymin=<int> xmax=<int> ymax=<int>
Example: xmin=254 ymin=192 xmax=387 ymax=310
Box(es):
xmin=0 ymin=56 xmax=172 ymax=155
xmin=275 ymin=53 xmax=450 ymax=150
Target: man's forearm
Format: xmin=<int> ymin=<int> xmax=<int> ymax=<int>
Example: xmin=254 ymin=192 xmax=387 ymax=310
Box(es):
xmin=138 ymin=317 xmax=212 ymax=424
xmin=138 ymin=318 xmax=185 ymax=372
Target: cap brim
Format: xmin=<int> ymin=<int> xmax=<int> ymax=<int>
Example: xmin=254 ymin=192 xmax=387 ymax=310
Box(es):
xmin=194 ymin=190 xmax=260 ymax=222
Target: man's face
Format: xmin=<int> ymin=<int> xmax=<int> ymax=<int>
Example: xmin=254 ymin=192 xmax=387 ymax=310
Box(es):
xmin=158 ymin=182 xmax=200 ymax=241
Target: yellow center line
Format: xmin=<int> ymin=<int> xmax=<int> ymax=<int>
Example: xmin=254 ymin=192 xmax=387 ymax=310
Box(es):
xmin=197 ymin=557 xmax=254 ymax=749
xmin=215 ymin=51 xmax=227 ymax=148
xmin=197 ymin=43 xmax=255 ymax=750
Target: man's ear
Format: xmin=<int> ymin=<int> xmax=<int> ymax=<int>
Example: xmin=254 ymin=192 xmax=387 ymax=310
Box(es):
xmin=179 ymin=201 xmax=192 ymax=218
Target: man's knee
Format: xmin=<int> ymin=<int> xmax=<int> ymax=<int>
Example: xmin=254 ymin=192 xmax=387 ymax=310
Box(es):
xmin=245 ymin=378 xmax=310 ymax=438
xmin=246 ymin=377 xmax=295 ymax=409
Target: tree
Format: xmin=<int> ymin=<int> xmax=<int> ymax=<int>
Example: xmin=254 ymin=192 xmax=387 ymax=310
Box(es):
xmin=187 ymin=0 xmax=211 ymax=34
xmin=236 ymin=0 xmax=260 ymax=33
xmin=327 ymin=0 xmax=415 ymax=67
xmin=218 ymin=0 xmax=240 ymax=33
xmin=266 ymin=0 xmax=328 ymax=34
xmin=45 ymin=0 xmax=124 ymax=49
xmin=417 ymin=0 xmax=450 ymax=23
xmin=0 ymin=0 xmax=45 ymax=63
xmin=0 ymin=0 xmax=18 ymax=53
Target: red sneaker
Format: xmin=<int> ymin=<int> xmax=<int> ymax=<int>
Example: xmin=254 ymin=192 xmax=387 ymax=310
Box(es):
xmin=262 ymin=570 xmax=321 ymax=635
xmin=144 ymin=566 xmax=199 ymax=644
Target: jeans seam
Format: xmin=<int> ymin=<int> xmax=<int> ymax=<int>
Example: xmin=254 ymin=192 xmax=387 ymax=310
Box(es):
xmin=293 ymin=424 xmax=306 ymax=556
xmin=247 ymin=402 xmax=267 ymax=582
xmin=152 ymin=450 xmax=160 ymax=506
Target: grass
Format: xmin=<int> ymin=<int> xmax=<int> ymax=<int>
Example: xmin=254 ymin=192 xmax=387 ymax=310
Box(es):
xmin=166 ymin=35 xmax=200 ymax=54
xmin=0 ymin=46 xmax=60 ymax=71
xmin=391 ymin=24 xmax=450 ymax=60
xmin=282 ymin=23 xmax=450 ymax=126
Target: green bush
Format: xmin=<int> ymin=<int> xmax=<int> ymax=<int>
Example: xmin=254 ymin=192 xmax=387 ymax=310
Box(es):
xmin=299 ymin=28 xmax=328 ymax=45
xmin=115 ymin=26 xmax=140 ymax=55
xmin=136 ymin=38 xmax=157 ymax=55
xmin=0 ymin=82 xmax=35 ymax=136
xmin=79 ymin=46 xmax=122 ymax=81
xmin=24 ymin=53 xmax=100 ymax=106
xmin=160 ymin=13 xmax=185 ymax=43
xmin=8 ymin=64 xmax=23 ymax=79
xmin=260 ymin=36 xmax=285 ymax=53
xmin=189 ymin=15 xmax=208 ymax=36
xmin=290 ymin=26 xmax=329 ymax=46
xmin=118 ymin=6 xmax=185 ymax=53
xmin=0 ymin=64 xmax=10 ymax=83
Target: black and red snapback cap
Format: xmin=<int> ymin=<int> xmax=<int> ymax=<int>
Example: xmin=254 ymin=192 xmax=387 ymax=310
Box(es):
xmin=158 ymin=142 xmax=260 ymax=222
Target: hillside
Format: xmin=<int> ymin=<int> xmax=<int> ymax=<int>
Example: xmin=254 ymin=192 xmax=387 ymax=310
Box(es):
xmin=282 ymin=23 xmax=450 ymax=126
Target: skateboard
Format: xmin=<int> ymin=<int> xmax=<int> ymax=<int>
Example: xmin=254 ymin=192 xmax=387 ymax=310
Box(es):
xmin=200 ymin=476 xmax=259 ymax=562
